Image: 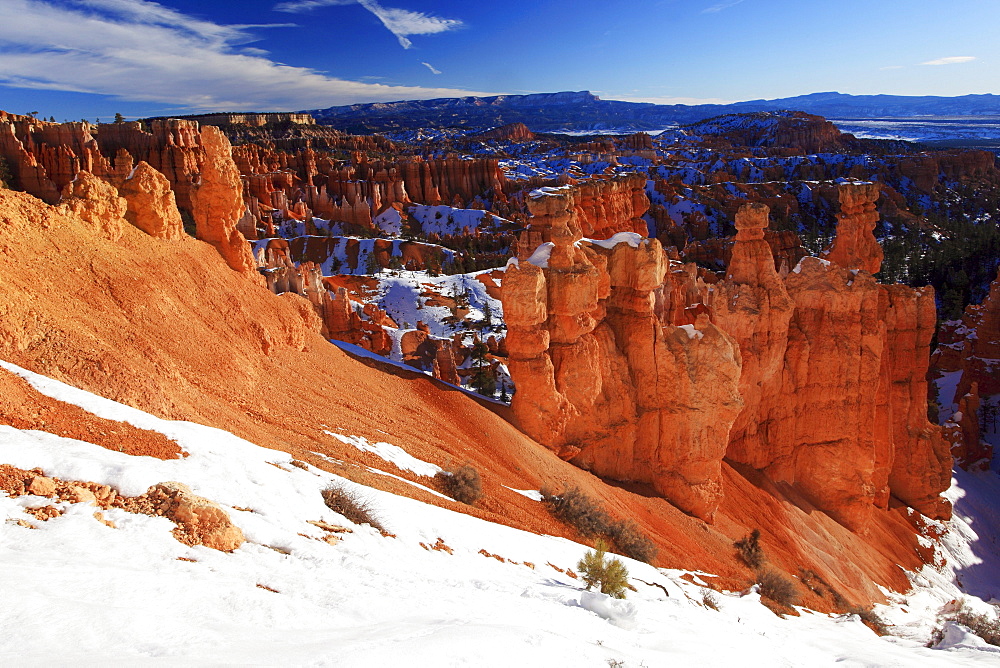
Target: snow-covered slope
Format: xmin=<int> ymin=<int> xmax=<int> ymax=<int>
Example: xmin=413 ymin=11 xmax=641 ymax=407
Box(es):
xmin=2 ymin=361 xmax=999 ymax=666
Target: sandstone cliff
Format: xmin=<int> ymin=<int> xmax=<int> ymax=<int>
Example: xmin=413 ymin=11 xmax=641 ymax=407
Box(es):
xmin=504 ymin=181 xmax=952 ymax=529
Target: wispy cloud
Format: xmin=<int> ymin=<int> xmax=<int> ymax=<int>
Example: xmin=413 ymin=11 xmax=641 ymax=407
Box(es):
xmin=879 ymin=65 xmax=904 ymax=70
xmin=421 ymin=61 xmax=441 ymax=75
xmin=702 ymin=0 xmax=743 ymax=14
xmin=274 ymin=0 xmax=462 ymax=49
xmin=922 ymin=56 xmax=976 ymax=66
xmin=0 ymin=0 xmax=490 ymax=111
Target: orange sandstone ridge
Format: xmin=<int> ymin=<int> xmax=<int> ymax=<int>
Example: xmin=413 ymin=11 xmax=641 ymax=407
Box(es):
xmin=503 ymin=181 xmax=952 ymax=528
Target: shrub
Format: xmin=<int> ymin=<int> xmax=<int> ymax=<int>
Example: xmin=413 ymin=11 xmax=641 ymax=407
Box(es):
xmin=321 ymin=484 xmax=386 ymax=534
xmin=607 ymin=519 xmax=658 ymax=564
xmin=435 ymin=464 xmax=482 ymax=505
xmin=542 ymin=487 xmax=658 ymax=564
xmin=578 ymin=539 xmax=630 ymax=599
xmin=543 ymin=486 xmax=613 ymax=538
xmin=954 ymin=604 xmax=1000 ymax=646
xmin=702 ymin=589 xmax=720 ymax=611
xmin=846 ymin=606 xmax=890 ymax=636
xmin=756 ymin=569 xmax=799 ymax=607
xmin=735 ymin=529 xmax=765 ymax=569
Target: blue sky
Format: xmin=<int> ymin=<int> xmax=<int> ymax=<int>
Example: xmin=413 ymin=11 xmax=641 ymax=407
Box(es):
xmin=0 ymin=0 xmax=997 ymax=120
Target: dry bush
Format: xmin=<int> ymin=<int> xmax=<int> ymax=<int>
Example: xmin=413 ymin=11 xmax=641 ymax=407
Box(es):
xmin=542 ymin=487 xmax=657 ymax=564
xmin=756 ymin=569 xmax=799 ymax=607
xmin=435 ymin=464 xmax=482 ymax=505
xmin=578 ymin=539 xmax=630 ymax=599
xmin=734 ymin=529 xmax=765 ymax=569
xmin=607 ymin=519 xmax=658 ymax=564
xmin=321 ymin=484 xmax=386 ymax=534
xmin=702 ymin=589 xmax=720 ymax=611
xmin=955 ymin=605 xmax=1000 ymax=646
xmin=846 ymin=606 xmax=891 ymax=636
xmin=543 ymin=486 xmax=614 ymax=538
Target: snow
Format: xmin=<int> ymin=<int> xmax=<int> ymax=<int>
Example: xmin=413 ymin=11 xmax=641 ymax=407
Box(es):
xmin=582 ymin=232 xmax=644 ymax=249
xmin=678 ymin=324 xmax=704 ymax=341
xmin=326 ymin=432 xmax=441 ymax=478
xmin=525 ymin=242 xmax=555 ymax=268
xmin=1 ymin=362 xmax=999 ymax=665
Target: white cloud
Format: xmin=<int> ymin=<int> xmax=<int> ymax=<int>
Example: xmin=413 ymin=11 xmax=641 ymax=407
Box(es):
xmin=421 ymin=62 xmax=441 ymax=75
xmin=0 ymin=0 xmax=490 ymax=111
xmin=274 ymin=0 xmax=462 ymax=49
xmin=702 ymin=0 xmax=743 ymax=14
xmin=921 ymin=56 xmax=977 ymax=66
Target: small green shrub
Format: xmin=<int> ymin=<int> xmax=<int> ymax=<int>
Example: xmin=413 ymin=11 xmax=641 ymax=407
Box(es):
xmin=435 ymin=464 xmax=482 ymax=505
xmin=735 ymin=529 xmax=765 ymax=569
xmin=321 ymin=484 xmax=386 ymax=534
xmin=578 ymin=539 xmax=630 ymax=599
xmin=756 ymin=569 xmax=799 ymax=607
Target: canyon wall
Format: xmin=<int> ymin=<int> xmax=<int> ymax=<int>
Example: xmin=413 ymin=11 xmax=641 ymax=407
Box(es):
xmin=504 ymin=181 xmax=952 ymax=528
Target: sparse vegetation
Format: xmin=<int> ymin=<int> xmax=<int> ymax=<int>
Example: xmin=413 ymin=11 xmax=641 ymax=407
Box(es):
xmin=702 ymin=589 xmax=720 ymax=611
xmin=756 ymin=569 xmax=799 ymax=608
xmin=321 ymin=483 xmax=386 ymax=534
xmin=435 ymin=464 xmax=482 ymax=505
xmin=734 ymin=529 xmax=765 ymax=569
xmin=845 ymin=606 xmax=890 ymax=636
xmin=928 ymin=600 xmax=1000 ymax=647
xmin=541 ymin=487 xmax=658 ymax=563
xmin=577 ymin=539 xmax=630 ymax=599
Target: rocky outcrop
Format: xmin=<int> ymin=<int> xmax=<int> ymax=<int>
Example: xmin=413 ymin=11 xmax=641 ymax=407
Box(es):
xmin=58 ymin=172 xmax=128 ymax=242
xmin=505 ymin=184 xmax=951 ymax=529
xmin=716 ymin=193 xmax=951 ymax=528
xmin=823 ymin=183 xmax=883 ymax=274
xmin=573 ymin=175 xmax=650 ymax=239
xmin=714 ymin=202 xmax=794 ymax=468
xmin=142 ymin=481 xmax=245 ymax=551
xmin=191 ymin=127 xmax=262 ymax=283
xmin=475 ymin=123 xmax=534 ymax=142
xmin=117 ymin=161 xmax=185 ymax=240
xmin=504 ymin=183 xmax=742 ymax=521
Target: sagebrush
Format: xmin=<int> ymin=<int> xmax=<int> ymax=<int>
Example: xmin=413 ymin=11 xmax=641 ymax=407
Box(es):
xmin=734 ymin=529 xmax=765 ymax=569
xmin=756 ymin=569 xmax=799 ymax=607
xmin=928 ymin=600 xmax=1000 ymax=647
xmin=321 ymin=484 xmax=386 ymax=534
xmin=435 ymin=464 xmax=482 ymax=505
xmin=542 ymin=487 xmax=658 ymax=564
xmin=578 ymin=539 xmax=630 ymax=599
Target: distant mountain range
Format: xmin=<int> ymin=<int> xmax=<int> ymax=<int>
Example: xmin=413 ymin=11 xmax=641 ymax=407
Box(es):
xmin=300 ymin=91 xmax=1000 ymax=134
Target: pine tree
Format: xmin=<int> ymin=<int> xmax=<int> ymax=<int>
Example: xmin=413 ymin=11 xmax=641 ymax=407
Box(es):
xmin=577 ymin=539 xmax=629 ymax=598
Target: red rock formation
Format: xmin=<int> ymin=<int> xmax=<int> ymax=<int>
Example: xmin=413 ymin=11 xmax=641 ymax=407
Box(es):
xmin=717 ymin=196 xmax=951 ymax=528
xmin=58 ymin=172 xmax=127 ymax=242
xmin=823 ymin=182 xmax=883 ymax=274
xmin=572 ymin=175 xmax=650 ymax=239
xmin=117 ymin=161 xmax=185 ymax=240
xmin=96 ymin=119 xmax=204 ymax=212
xmin=475 ymin=123 xmax=535 ymax=142
xmin=191 ymin=127 xmax=262 ymax=284
xmin=714 ymin=203 xmax=794 ymax=469
xmin=506 ymin=186 xmax=951 ymax=529
xmin=504 ymin=183 xmax=742 ymax=521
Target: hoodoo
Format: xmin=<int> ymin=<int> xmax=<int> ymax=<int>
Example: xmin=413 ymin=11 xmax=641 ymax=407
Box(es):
xmin=504 ymin=180 xmax=952 ymax=529
xmin=504 ymin=180 xmax=743 ymax=522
